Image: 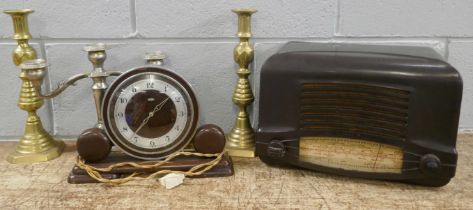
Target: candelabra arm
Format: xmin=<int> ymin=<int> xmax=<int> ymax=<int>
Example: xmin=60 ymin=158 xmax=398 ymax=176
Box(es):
xmin=36 ymin=73 xmax=89 ymax=99
xmin=29 ymin=70 xmax=121 ymax=100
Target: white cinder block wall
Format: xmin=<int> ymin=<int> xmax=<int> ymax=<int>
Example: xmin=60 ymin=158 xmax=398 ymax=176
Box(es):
xmin=0 ymin=0 xmax=472 ymax=139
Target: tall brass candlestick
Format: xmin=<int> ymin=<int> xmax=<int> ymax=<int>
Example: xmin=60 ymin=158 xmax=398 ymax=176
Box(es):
xmin=226 ymin=8 xmax=257 ymax=158
xmin=4 ymin=9 xmax=64 ymax=164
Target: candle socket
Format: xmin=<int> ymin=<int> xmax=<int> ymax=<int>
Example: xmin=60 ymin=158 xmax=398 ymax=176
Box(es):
xmin=4 ymin=9 xmax=36 ymax=66
xmin=226 ymin=8 xmax=257 ymax=158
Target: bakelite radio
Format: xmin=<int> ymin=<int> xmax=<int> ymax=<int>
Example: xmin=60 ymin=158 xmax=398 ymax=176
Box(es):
xmin=256 ymin=42 xmax=463 ymax=186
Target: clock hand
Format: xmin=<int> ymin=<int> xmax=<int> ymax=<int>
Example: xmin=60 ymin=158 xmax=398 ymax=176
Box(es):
xmin=130 ymin=97 xmax=170 ymax=141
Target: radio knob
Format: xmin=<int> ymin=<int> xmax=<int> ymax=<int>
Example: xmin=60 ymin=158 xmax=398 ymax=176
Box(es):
xmin=420 ymin=154 xmax=442 ymax=175
xmin=267 ymin=140 xmax=286 ymax=158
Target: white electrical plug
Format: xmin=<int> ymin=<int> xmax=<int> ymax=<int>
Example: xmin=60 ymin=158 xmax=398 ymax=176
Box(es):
xmin=159 ymin=173 xmax=185 ymax=189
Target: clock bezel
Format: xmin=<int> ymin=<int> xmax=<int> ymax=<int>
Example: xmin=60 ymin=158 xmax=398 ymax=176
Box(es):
xmin=102 ymin=66 xmax=199 ymax=160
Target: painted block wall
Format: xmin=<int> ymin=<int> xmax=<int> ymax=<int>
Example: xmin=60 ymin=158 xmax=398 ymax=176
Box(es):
xmin=0 ymin=0 xmax=472 ymax=139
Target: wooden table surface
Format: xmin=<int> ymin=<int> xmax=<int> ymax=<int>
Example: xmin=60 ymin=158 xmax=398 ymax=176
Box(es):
xmin=0 ymin=134 xmax=472 ymax=210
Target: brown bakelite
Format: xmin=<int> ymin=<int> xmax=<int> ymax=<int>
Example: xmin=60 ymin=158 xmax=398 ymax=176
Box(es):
xmin=77 ymin=128 xmax=111 ymax=162
xmin=193 ymin=124 xmax=226 ymax=154
xmin=256 ymin=42 xmax=462 ymax=187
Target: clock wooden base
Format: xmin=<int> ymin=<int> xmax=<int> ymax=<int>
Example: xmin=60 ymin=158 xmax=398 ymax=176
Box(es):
xmin=67 ymin=151 xmax=234 ymax=184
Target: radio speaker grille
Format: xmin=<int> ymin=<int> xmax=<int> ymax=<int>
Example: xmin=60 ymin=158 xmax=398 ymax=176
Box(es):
xmin=300 ymin=82 xmax=410 ymax=142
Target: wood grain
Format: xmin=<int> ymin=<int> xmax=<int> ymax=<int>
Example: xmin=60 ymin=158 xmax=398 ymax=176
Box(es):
xmin=0 ymin=134 xmax=472 ymax=209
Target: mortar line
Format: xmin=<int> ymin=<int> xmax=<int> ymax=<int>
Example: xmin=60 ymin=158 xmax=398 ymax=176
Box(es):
xmin=129 ymin=0 xmax=138 ymax=38
xmin=332 ymin=35 xmax=473 ymax=40
xmin=335 ymin=0 xmax=342 ymax=36
xmin=38 ymin=39 xmax=57 ymax=136
xmin=445 ymin=38 xmax=451 ymax=60
xmin=1 ymin=37 xmax=464 ymax=44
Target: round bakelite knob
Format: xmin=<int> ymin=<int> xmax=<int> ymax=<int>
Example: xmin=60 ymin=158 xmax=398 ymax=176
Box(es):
xmin=193 ymin=124 xmax=226 ymax=154
xmin=267 ymin=140 xmax=286 ymax=158
xmin=420 ymin=154 xmax=442 ymax=175
xmin=77 ymin=128 xmax=111 ymax=162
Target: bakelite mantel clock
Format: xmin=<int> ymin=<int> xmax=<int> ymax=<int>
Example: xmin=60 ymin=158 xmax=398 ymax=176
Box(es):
xmin=102 ymin=66 xmax=199 ymax=160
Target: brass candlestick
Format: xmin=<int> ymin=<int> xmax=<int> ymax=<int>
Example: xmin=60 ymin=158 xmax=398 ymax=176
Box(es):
xmin=8 ymin=59 xmax=65 ymax=163
xmin=4 ymin=9 xmax=64 ymax=164
xmin=226 ymin=8 xmax=257 ymax=158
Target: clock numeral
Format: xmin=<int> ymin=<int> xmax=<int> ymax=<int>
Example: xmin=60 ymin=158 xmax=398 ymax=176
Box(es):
xmin=132 ymin=86 xmax=137 ymax=93
xmin=166 ymin=136 xmax=170 ymax=142
xmin=176 ymin=125 xmax=180 ymax=131
xmin=180 ymin=111 xmax=184 ymax=117
xmin=120 ymin=98 xmax=128 ymax=104
xmin=147 ymin=82 xmax=155 ymax=88
xmin=150 ymin=141 xmax=156 ymax=147
xmin=175 ymin=97 xmax=181 ymax=103
xmin=133 ymin=136 xmax=138 ymax=142
xmin=164 ymin=85 xmax=168 ymax=92
xmin=117 ymin=112 xmax=124 ymax=118
xmin=122 ymin=127 xmax=128 ymax=132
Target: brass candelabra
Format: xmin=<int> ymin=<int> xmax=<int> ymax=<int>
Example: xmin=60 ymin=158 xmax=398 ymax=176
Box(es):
xmin=4 ymin=9 xmax=122 ymax=164
xmin=226 ymin=8 xmax=257 ymax=158
xmin=4 ymin=9 xmax=64 ymax=163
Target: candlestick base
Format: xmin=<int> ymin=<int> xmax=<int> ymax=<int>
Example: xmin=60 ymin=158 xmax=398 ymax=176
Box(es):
xmin=7 ymin=138 xmax=64 ymax=164
xmin=225 ymin=147 xmax=255 ymax=158
xmin=226 ymin=129 xmax=256 ymax=158
xmin=7 ymin=118 xmax=64 ymax=164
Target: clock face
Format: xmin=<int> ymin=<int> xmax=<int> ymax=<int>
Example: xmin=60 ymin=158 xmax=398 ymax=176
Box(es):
xmin=102 ymin=67 xmax=198 ymax=160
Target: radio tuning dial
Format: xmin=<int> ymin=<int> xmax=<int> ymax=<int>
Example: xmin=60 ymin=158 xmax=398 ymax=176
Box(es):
xmin=267 ymin=140 xmax=286 ymax=158
xmin=420 ymin=154 xmax=442 ymax=175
